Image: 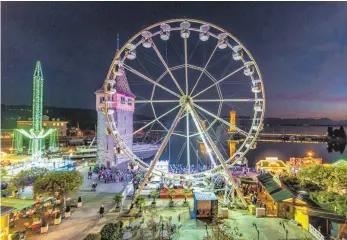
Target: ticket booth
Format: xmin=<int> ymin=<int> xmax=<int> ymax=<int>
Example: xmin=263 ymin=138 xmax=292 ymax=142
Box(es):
xmin=192 ymin=192 xmax=218 ymax=219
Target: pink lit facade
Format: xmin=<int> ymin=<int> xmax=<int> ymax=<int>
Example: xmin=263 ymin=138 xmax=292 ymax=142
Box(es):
xmin=95 ymin=87 xmax=135 ymax=168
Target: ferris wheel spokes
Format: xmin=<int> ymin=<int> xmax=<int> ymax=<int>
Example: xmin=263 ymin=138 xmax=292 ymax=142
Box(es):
xmin=188 ymin=106 xmax=217 ymax=168
xmin=192 ymin=103 xmax=249 ymax=137
xmin=193 ymin=98 xmax=262 ymax=103
xmin=132 ymin=104 xmax=181 ymax=136
xmin=190 ymin=44 xmax=219 ymax=96
xmin=192 ymin=65 xmax=246 ymax=99
xmin=151 ymin=41 xmax=185 ymax=95
xmin=184 ymin=37 xmax=189 ymax=95
xmin=186 ymin=110 xmax=190 ymax=175
xmin=135 ymin=99 xmax=180 ymax=103
xmin=122 ymin=63 xmax=181 ymax=98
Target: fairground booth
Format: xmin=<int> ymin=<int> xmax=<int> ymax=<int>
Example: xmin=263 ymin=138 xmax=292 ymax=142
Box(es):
xmin=1 ymin=206 xmax=14 ymax=240
xmin=287 ymin=155 xmax=323 ymax=174
xmin=257 ymin=173 xmax=295 ymax=217
xmin=192 ymin=192 xmax=218 ymax=219
xmin=294 ymin=206 xmax=347 ymax=239
xmin=256 ymin=157 xmax=289 ymax=175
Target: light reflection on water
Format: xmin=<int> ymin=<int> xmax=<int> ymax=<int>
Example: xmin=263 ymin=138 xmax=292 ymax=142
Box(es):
xmin=165 ymin=126 xmax=346 ymax=167
xmin=246 ymin=126 xmax=347 ymax=166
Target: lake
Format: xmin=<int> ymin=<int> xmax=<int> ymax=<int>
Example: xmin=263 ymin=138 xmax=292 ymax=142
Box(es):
xmin=163 ymin=126 xmax=347 ymax=168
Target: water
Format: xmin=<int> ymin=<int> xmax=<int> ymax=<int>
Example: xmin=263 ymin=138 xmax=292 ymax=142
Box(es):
xmin=246 ymin=126 xmax=347 ymax=167
xmin=77 ymin=126 xmax=347 ymax=169
xmin=164 ymin=126 xmax=347 ymax=168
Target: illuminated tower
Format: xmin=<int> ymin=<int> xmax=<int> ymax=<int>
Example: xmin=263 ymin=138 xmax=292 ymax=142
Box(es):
xmin=95 ymin=61 xmax=135 ymax=168
xmin=228 ymin=140 xmax=238 ymax=158
xmin=229 ymin=111 xmax=237 ymax=133
xmin=228 ymin=111 xmax=237 ymax=159
xmin=12 ymin=61 xmax=59 ymax=162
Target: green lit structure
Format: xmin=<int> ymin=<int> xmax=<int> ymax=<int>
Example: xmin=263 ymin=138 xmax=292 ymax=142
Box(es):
xmin=12 ymin=61 xmax=59 ymax=161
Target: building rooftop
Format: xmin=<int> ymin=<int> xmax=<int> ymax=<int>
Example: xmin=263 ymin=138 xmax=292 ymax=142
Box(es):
xmin=257 ymin=173 xmax=295 ymax=202
xmin=1 ymin=206 xmax=14 ymax=216
xmin=1 ymin=198 xmax=37 ymax=211
xmin=256 ymin=159 xmax=288 ymax=168
xmin=194 ymin=192 xmax=218 ymax=201
xmin=295 ymin=206 xmax=346 ymax=223
xmin=96 ymin=67 xmax=135 ymax=97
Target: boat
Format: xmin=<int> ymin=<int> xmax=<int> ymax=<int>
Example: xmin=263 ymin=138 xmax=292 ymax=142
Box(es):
xmin=64 ymin=146 xmax=97 ymax=159
xmin=64 ymin=139 xmax=160 ymax=160
xmin=133 ymin=142 xmax=160 ymax=159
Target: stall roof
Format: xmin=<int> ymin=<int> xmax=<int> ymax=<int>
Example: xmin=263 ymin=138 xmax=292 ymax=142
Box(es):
xmin=194 ymin=192 xmax=218 ymax=201
xmin=0 ymin=198 xmax=37 ymax=210
xmin=257 ymin=173 xmax=294 ymax=202
xmin=1 ymin=206 xmax=14 ymax=216
xmin=296 ymin=193 xmax=320 ymax=208
xmin=256 ymin=159 xmax=288 ymax=168
xmin=239 ymin=177 xmax=257 ymax=185
xmin=296 ymin=206 xmax=347 ymax=223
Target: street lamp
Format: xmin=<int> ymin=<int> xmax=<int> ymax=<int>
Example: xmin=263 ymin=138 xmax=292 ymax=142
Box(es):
xmin=279 ymin=221 xmax=288 ymax=240
xmin=252 ymin=222 xmax=260 ymax=240
xmin=205 ymin=223 xmax=209 ymax=239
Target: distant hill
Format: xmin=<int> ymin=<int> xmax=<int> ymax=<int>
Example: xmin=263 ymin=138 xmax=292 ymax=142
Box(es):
xmin=1 ymin=104 xmax=346 ymax=130
xmin=1 ymin=104 xmax=150 ymax=130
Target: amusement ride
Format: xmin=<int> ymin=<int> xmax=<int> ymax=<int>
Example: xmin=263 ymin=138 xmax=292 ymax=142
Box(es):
xmin=103 ymin=19 xmax=265 ymax=206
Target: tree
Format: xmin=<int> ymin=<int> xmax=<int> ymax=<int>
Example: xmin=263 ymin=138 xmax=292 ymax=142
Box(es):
xmin=113 ymin=192 xmax=123 ymax=209
xmin=182 ymin=187 xmax=192 ymax=203
xmin=1 ymin=168 xmax=8 ymax=182
xmin=297 ymin=164 xmax=347 ymax=194
xmin=329 ymin=165 xmax=347 ymax=193
xmin=12 ymin=167 xmax=49 ymax=189
xmin=83 ymin=233 xmax=101 ymax=240
xmin=150 ymin=190 xmax=160 ymax=204
xmin=297 ymin=164 xmax=332 ymax=189
xmin=310 ymin=191 xmax=347 ymax=218
xmin=33 ymin=171 xmax=84 ymax=208
xmin=281 ymin=175 xmax=323 ymax=193
xmin=167 ymin=188 xmax=175 ymax=207
xmin=100 ymin=223 xmax=120 ymax=240
xmin=135 ymin=196 xmax=146 ymax=212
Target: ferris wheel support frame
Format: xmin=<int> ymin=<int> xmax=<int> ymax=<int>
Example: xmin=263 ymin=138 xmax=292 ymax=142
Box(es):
xmin=132 ymin=107 xmax=186 ymax=204
xmin=189 ymin=105 xmax=248 ymax=208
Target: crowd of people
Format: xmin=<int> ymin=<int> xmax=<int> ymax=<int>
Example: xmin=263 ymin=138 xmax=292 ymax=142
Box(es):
xmin=86 ymin=164 xmax=142 ymax=191
xmin=168 ymin=163 xmax=210 ymax=174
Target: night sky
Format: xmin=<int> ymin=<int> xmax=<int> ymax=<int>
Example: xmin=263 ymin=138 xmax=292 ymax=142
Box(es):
xmin=2 ymin=2 xmax=347 ymax=120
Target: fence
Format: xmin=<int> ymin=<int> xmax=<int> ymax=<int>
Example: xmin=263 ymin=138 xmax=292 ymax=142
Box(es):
xmin=121 ymin=183 xmax=134 ymax=209
xmin=309 ymin=224 xmax=329 ymax=240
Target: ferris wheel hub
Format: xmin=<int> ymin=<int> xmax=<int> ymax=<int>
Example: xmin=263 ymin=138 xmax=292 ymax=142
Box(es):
xmin=179 ymin=95 xmax=193 ymax=107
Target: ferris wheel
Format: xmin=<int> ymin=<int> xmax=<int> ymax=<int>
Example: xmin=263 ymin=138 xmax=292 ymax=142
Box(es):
xmin=104 ymin=19 xmax=265 ymax=188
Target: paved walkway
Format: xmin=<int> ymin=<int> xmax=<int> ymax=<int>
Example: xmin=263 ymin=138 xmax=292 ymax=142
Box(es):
xmin=14 ymin=166 xmax=126 ymax=240
xmin=224 ymin=210 xmax=314 ymax=240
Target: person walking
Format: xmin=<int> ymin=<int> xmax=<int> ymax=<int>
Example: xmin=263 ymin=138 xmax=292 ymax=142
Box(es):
xmin=99 ymin=205 xmax=105 ymax=218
